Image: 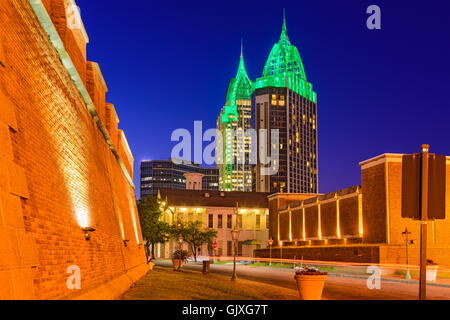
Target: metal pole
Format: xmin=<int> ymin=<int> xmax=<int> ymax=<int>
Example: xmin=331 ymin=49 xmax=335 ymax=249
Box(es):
xmin=232 ymin=239 xmax=237 ymax=281
xmin=405 ymin=233 xmax=411 ymax=279
xmin=178 ymin=240 xmax=182 ymax=271
xmin=280 ymin=243 xmax=283 ymax=266
xmin=269 ymin=245 xmax=272 ymax=266
xmin=419 ymin=144 xmax=429 ymax=300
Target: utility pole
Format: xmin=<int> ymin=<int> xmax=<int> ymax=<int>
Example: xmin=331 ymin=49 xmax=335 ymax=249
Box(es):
xmin=419 ymin=144 xmax=429 ymax=300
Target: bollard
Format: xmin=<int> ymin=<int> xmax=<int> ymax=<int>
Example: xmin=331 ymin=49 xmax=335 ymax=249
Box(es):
xmin=202 ymin=260 xmax=210 ymax=274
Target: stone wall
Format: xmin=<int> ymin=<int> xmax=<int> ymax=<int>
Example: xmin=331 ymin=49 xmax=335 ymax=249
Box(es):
xmin=0 ymin=0 xmax=147 ymax=299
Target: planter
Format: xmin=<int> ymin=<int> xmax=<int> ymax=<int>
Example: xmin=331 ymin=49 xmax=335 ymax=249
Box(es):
xmin=172 ymin=259 xmax=183 ymax=270
xmin=148 ymin=262 xmax=155 ymax=271
xmin=294 ymin=274 xmax=327 ymax=300
xmin=426 ymin=265 xmax=439 ymax=282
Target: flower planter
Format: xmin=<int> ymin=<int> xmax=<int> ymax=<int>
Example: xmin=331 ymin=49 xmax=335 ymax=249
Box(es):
xmin=172 ymin=259 xmax=183 ymax=270
xmin=426 ymin=265 xmax=439 ymax=282
xmin=294 ymin=274 xmax=328 ymax=300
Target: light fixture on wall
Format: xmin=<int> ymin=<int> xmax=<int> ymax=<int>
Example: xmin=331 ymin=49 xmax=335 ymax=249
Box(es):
xmin=82 ymin=227 xmax=96 ymax=240
xmin=123 ymin=239 xmax=130 ymax=247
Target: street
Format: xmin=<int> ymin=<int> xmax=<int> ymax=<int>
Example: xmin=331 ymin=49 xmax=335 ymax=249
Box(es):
xmin=155 ymin=260 xmax=450 ymax=300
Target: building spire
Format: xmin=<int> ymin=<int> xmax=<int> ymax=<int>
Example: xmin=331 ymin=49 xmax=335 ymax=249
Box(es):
xmin=280 ymin=9 xmax=289 ymax=42
xmin=240 ymin=38 xmax=243 ymax=58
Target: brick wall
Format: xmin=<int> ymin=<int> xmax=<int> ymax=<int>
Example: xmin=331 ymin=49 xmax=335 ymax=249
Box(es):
xmin=0 ymin=0 xmax=146 ymax=299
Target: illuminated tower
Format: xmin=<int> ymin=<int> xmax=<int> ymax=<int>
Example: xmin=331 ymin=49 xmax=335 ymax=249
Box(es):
xmin=253 ymin=15 xmax=318 ymax=194
xmin=217 ymin=43 xmax=254 ymax=191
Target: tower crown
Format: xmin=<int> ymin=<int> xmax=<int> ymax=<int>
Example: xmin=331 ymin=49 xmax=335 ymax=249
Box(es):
xmin=262 ymin=15 xmax=307 ymax=80
xmin=221 ymin=42 xmax=253 ymax=123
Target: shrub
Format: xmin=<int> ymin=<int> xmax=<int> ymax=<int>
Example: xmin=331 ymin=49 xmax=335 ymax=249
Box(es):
xmin=172 ymin=249 xmax=191 ymax=261
xmin=295 ymin=266 xmax=328 ymax=276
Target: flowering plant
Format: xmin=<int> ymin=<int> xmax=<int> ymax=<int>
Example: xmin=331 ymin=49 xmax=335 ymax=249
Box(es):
xmin=295 ymin=266 xmax=328 ymax=276
xmin=426 ymin=259 xmax=439 ymax=266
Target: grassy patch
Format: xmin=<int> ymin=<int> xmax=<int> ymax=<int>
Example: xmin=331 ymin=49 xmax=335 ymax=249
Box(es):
xmin=123 ymin=266 xmax=299 ymax=300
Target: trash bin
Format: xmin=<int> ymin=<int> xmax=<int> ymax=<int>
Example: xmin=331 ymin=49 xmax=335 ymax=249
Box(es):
xmin=202 ymin=260 xmax=210 ymax=274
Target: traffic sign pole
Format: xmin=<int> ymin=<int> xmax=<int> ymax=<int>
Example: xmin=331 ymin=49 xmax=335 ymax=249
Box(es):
xmin=419 ymin=144 xmax=429 ymax=300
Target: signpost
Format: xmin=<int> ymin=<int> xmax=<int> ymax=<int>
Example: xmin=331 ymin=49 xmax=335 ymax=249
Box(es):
xmin=401 ymin=144 xmax=446 ymax=300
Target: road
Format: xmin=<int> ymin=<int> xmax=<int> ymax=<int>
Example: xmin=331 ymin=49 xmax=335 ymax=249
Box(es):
xmin=155 ymin=260 xmax=450 ymax=300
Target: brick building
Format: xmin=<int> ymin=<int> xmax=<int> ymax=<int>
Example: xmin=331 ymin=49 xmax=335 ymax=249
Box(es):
xmin=257 ymin=153 xmax=450 ymax=267
xmin=0 ymin=0 xmax=147 ymax=299
xmin=157 ymin=189 xmax=270 ymax=260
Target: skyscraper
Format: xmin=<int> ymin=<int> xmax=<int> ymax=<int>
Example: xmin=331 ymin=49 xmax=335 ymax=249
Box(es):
xmin=217 ymin=43 xmax=254 ymax=191
xmin=140 ymin=160 xmax=219 ymax=198
xmin=253 ymin=16 xmax=318 ymax=194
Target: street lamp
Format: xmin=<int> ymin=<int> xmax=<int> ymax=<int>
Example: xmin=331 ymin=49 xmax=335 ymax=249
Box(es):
xmin=402 ymin=227 xmax=412 ymax=279
xmin=231 ymin=227 xmax=240 ymax=281
xmin=178 ymin=234 xmax=183 ymax=271
xmin=268 ymin=238 xmax=274 ymax=266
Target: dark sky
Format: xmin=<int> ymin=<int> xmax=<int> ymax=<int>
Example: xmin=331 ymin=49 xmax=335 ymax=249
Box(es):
xmin=76 ymin=0 xmax=450 ymax=196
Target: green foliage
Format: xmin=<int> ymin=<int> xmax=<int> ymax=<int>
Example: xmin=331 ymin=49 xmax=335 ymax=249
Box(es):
xmin=137 ymin=196 xmax=171 ymax=258
xmin=172 ymin=249 xmax=191 ymax=261
xmin=170 ymin=221 xmax=218 ymax=262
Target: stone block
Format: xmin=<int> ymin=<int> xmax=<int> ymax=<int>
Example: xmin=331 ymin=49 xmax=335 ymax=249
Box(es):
xmin=0 ymin=227 xmax=20 ymax=269
xmin=0 ymin=89 xmax=17 ymax=130
xmin=7 ymin=161 xmax=29 ymax=199
xmin=0 ymin=270 xmax=15 ymax=299
xmin=0 ymin=122 xmax=13 ymax=158
xmin=0 ymin=156 xmax=9 ymax=192
xmin=17 ymin=231 xmax=39 ymax=267
xmin=0 ymin=191 xmax=24 ymax=228
xmin=11 ymin=268 xmax=35 ymax=299
xmin=0 ymin=40 xmax=5 ymax=68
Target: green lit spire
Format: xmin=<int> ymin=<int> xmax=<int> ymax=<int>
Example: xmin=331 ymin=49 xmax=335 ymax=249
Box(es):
xmin=280 ymin=8 xmax=289 ymax=43
xmin=221 ymin=42 xmax=253 ymax=123
xmin=262 ymin=13 xmax=306 ymax=80
xmin=256 ymin=12 xmax=317 ymax=103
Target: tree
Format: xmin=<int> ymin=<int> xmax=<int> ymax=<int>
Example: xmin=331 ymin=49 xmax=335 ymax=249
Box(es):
xmin=137 ymin=196 xmax=171 ymax=259
xmin=170 ymin=221 xmax=217 ymax=262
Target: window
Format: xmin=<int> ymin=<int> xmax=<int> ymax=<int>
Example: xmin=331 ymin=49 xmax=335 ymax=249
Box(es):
xmin=238 ymin=241 xmax=243 ymax=256
xmin=218 ymin=214 xmax=223 ymax=228
xmin=238 ymin=215 xmax=243 ymax=229
xmin=227 ymin=241 xmax=232 ymax=256
xmin=208 ymin=214 xmax=213 ymax=228
xmin=227 ymin=215 xmax=232 ymax=229
xmin=256 ymin=215 xmax=261 ymax=230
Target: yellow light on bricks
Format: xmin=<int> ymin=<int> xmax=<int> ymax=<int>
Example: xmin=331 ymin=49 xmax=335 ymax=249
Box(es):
xmin=336 ymin=196 xmax=341 ymax=239
xmin=288 ymin=206 xmax=292 ymax=241
xmin=302 ymin=206 xmax=306 ymax=241
xmin=358 ymin=193 xmax=364 ymax=237
xmin=318 ymin=203 xmax=322 ymax=240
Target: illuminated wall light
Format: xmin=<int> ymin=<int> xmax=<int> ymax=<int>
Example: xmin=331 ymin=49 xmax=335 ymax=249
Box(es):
xmin=336 ymin=195 xmax=341 ymax=239
xmin=317 ymin=203 xmax=322 ymax=240
xmin=358 ymin=192 xmax=364 ymax=237
xmin=302 ymin=206 xmax=306 ymax=241
xmin=288 ymin=205 xmax=292 ymax=241
xmin=277 ymin=213 xmax=280 ymax=241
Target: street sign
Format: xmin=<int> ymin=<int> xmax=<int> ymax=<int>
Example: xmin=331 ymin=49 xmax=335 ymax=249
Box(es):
xmin=401 ymin=153 xmax=446 ymax=220
xmin=212 ymin=242 xmax=218 ymax=249
xmin=401 ymin=145 xmax=447 ymax=300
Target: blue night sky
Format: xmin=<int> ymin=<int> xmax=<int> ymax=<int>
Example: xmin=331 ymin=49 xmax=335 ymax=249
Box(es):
xmin=76 ymin=0 xmax=450 ymax=196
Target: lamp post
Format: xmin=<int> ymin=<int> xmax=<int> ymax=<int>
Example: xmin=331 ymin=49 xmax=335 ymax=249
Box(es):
xmin=268 ymin=238 xmax=273 ymax=266
xmin=280 ymin=241 xmax=283 ymax=266
xmin=402 ymin=227 xmax=412 ymax=279
xmin=178 ymin=234 xmax=183 ymax=271
xmin=231 ymin=227 xmax=240 ymax=281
